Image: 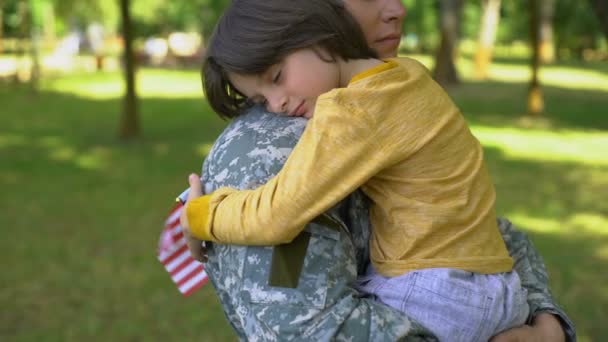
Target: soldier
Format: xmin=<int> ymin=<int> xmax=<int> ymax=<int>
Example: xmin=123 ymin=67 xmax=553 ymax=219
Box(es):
xmin=181 ymin=0 xmax=575 ymax=340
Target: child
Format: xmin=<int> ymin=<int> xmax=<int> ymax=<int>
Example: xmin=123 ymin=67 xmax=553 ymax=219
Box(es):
xmin=187 ymin=0 xmax=529 ymax=340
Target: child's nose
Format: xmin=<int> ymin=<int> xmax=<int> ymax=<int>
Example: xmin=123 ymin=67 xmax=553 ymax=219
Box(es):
xmin=267 ymin=94 xmax=287 ymax=114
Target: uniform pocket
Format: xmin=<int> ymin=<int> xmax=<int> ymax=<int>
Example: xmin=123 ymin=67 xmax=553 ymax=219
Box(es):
xmin=241 ymin=224 xmax=341 ymax=309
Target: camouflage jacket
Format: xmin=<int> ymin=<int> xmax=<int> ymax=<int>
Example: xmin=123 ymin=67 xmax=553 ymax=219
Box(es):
xmin=200 ymin=107 xmax=575 ymax=341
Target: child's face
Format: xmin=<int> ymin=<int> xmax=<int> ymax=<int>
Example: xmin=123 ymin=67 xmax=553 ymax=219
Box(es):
xmin=228 ymin=48 xmax=341 ymax=119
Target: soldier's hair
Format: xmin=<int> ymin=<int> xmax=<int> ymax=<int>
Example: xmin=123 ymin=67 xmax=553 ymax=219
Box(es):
xmin=203 ymin=0 xmax=377 ymax=119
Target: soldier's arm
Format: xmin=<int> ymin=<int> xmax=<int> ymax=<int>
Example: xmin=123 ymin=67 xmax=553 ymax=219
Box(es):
xmin=497 ymin=218 xmax=576 ymax=341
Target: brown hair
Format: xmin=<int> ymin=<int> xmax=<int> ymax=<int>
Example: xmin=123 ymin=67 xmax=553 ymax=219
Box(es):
xmin=203 ymin=0 xmax=377 ymax=119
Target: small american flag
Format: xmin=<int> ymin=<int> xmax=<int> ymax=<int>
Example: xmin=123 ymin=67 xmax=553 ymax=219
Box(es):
xmin=158 ymin=200 xmax=208 ymax=296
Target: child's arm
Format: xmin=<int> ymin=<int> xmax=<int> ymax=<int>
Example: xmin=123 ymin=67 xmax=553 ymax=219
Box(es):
xmin=187 ymin=98 xmax=405 ymax=245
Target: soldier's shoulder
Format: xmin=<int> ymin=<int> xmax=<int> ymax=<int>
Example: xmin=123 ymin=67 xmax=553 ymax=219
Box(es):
xmin=203 ymin=106 xmax=307 ymax=188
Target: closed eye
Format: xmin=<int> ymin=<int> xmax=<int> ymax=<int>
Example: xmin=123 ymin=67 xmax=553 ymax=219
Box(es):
xmin=272 ymin=70 xmax=282 ymax=84
xmin=247 ymin=96 xmax=267 ymax=107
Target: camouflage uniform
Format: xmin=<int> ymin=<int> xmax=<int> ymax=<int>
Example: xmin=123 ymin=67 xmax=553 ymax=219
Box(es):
xmin=200 ymin=107 xmax=575 ymax=341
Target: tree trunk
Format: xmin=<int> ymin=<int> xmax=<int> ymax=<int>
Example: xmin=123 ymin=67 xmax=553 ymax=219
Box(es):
xmin=589 ymin=0 xmax=608 ymax=39
xmin=528 ymin=0 xmax=544 ymax=116
xmin=474 ymin=0 xmax=501 ymax=79
xmin=539 ymin=0 xmax=555 ymax=63
xmin=30 ymin=26 xmax=41 ymax=92
xmin=42 ymin=2 xmax=56 ymax=43
xmin=14 ymin=0 xmax=29 ymax=84
xmin=0 ymin=1 xmax=4 ymax=54
xmin=29 ymin=0 xmax=42 ymax=92
xmin=433 ymin=0 xmax=464 ymax=87
xmin=119 ymin=0 xmax=139 ymax=140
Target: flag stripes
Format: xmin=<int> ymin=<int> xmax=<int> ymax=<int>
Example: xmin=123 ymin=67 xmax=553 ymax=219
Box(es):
xmin=158 ymin=202 xmax=208 ymax=296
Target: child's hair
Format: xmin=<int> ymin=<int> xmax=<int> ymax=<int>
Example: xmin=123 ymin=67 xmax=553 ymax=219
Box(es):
xmin=203 ymin=0 xmax=378 ymax=119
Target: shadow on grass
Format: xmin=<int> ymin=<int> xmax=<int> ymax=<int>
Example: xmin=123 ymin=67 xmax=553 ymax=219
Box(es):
xmin=482 ymin=145 xmax=607 ymax=341
xmin=448 ymin=80 xmax=608 ymax=131
xmin=473 ymin=55 xmax=608 ymax=76
xmin=0 ymin=86 xmax=235 ymax=340
xmin=523 ymin=227 xmax=607 ymax=341
xmin=0 ymin=84 xmax=227 ymax=180
xmin=483 ymin=146 xmax=608 ymax=220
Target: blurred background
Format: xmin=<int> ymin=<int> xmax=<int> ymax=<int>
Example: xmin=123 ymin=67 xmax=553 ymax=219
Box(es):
xmin=1 ymin=0 xmax=606 ymax=340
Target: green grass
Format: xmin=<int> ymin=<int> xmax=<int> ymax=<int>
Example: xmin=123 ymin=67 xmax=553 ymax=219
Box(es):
xmin=1 ymin=57 xmax=607 ymax=341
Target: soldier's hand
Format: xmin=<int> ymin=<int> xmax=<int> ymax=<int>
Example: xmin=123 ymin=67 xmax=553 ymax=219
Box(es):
xmin=180 ymin=173 xmax=208 ymax=262
xmin=490 ymin=313 xmax=565 ymax=342
xmin=183 ymin=225 xmax=208 ymax=263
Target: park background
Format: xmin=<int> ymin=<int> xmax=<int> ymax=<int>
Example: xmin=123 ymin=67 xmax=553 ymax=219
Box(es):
xmin=1 ymin=0 xmax=607 ymax=341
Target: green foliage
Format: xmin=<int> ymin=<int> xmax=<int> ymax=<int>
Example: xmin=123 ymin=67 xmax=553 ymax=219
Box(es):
xmin=554 ymin=0 xmax=603 ymax=56
xmin=494 ymin=1 xmax=530 ymax=44
xmin=2 ymin=0 xmax=25 ymax=34
xmin=50 ymin=0 xmax=117 ymax=34
xmin=461 ymin=0 xmax=482 ymax=40
xmin=1 ymin=0 xmax=230 ymax=39
xmin=29 ymin=0 xmax=48 ymax=30
xmin=401 ymin=0 xmax=440 ymax=52
xmin=130 ymin=0 xmax=230 ymax=38
xmin=1 ymin=0 xmax=606 ymax=58
xmin=399 ymin=0 xmax=605 ymax=59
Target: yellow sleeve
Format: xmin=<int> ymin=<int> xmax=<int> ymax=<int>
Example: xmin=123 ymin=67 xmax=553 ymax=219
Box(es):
xmin=194 ymin=95 xmax=402 ymax=245
xmin=186 ymin=194 xmax=212 ymax=239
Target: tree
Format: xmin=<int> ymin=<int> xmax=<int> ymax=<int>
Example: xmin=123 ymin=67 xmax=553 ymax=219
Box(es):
xmin=401 ymin=0 xmax=439 ymax=53
xmin=539 ymin=0 xmax=555 ymax=63
xmin=474 ymin=0 xmax=501 ymax=80
xmin=433 ymin=0 xmax=464 ymax=87
xmin=129 ymin=0 xmax=229 ymax=41
xmin=0 ymin=0 xmax=4 ymax=54
xmin=528 ymin=0 xmax=544 ymax=116
xmin=13 ymin=0 xmax=28 ymax=84
xmin=119 ymin=0 xmax=139 ymax=140
xmin=589 ymin=0 xmax=608 ymax=39
xmin=28 ymin=0 xmax=49 ymax=91
xmin=553 ymin=0 xmax=602 ymax=59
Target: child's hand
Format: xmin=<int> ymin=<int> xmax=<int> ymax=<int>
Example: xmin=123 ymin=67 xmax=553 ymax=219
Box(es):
xmin=180 ymin=173 xmax=208 ymax=262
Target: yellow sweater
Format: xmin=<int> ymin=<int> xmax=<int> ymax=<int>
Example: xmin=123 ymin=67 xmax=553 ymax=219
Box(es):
xmin=188 ymin=57 xmax=513 ymax=277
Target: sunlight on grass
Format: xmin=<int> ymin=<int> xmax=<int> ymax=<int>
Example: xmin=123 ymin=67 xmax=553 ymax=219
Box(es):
xmin=509 ymin=213 xmax=608 ymax=237
xmin=404 ymin=54 xmax=608 ymax=92
xmin=489 ymin=64 xmax=608 ymax=92
xmin=76 ymin=148 xmax=109 ymax=170
xmin=139 ymin=70 xmax=202 ymax=98
xmin=48 ymin=145 xmax=77 ymax=161
xmin=39 ymin=135 xmax=65 ymax=148
xmin=507 ymin=214 xmax=562 ymax=234
xmin=507 ymin=213 xmax=608 ymax=246
xmin=472 ymin=126 xmax=608 ymax=166
xmin=37 ymin=135 xmax=109 ymax=170
xmin=41 ymin=69 xmax=202 ymax=100
xmin=41 ymin=55 xmax=607 ymax=102
xmin=597 ymin=245 xmax=608 ymax=260
xmin=0 ymin=133 xmax=27 ymax=149
xmin=0 ymin=56 xmax=18 ymax=77
xmin=196 ymin=143 xmax=214 ymax=157
xmin=42 ymin=74 xmax=123 ymax=100
xmin=568 ymin=213 xmax=608 ymax=237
